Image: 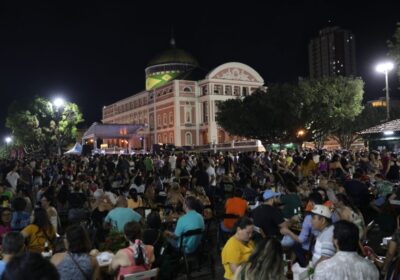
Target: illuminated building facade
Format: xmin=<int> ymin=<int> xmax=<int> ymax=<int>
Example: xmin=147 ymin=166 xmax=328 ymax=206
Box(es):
xmin=102 ymin=44 xmax=264 ymax=149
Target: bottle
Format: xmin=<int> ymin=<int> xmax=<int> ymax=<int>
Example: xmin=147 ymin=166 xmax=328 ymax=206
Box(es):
xmin=286 ymin=259 xmax=293 ymax=280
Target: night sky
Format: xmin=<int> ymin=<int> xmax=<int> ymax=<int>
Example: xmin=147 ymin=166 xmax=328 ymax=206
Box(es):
xmin=1 ymin=1 xmax=399 ymax=136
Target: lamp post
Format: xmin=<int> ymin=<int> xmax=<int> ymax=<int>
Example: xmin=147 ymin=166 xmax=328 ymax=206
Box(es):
xmin=376 ymin=62 xmax=394 ymax=121
xmin=4 ymin=136 xmax=12 ymax=145
xmin=52 ymin=97 xmax=65 ymax=156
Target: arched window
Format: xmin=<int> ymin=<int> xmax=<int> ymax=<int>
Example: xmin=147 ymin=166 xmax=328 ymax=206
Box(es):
xmin=169 ymin=112 xmax=173 ymax=124
xmin=183 ymin=87 xmax=191 ymax=92
xmin=158 ymin=135 xmax=162 ymax=144
xmin=164 ymin=134 xmax=168 ymax=144
xmin=185 ymin=132 xmax=192 ymax=145
xmin=169 ymin=132 xmax=174 ymax=144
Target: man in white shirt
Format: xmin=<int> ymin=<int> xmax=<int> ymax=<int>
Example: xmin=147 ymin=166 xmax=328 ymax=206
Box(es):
xmin=205 ymin=159 xmax=216 ymax=188
xmin=314 ymin=220 xmax=379 ymax=280
xmin=6 ymin=165 xmax=20 ymax=192
xmin=169 ymin=154 xmax=177 ymax=171
xmin=311 ymin=205 xmax=336 ymax=267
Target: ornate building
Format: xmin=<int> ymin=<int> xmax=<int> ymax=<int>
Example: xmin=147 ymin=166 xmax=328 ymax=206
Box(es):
xmin=102 ymin=43 xmax=264 ymax=150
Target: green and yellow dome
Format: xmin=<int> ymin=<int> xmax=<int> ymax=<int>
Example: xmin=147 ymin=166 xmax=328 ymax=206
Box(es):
xmin=145 ymin=42 xmax=198 ymax=90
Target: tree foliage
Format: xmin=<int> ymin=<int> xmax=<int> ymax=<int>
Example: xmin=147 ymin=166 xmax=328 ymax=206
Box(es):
xmin=5 ymin=96 xmax=84 ymax=155
xmin=217 ymin=84 xmax=303 ymax=144
xmin=299 ymin=76 xmax=364 ymax=147
xmin=217 ymin=76 xmax=365 ymax=149
xmin=389 ymin=23 xmax=400 ymax=81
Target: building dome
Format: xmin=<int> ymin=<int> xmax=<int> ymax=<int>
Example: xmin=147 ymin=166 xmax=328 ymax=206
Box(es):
xmin=147 ymin=47 xmax=198 ymax=68
xmin=145 ymin=41 xmax=199 ymax=90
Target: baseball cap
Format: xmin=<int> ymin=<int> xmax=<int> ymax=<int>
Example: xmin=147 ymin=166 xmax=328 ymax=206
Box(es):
xmin=311 ymin=204 xmax=332 ymax=219
xmin=263 ymin=189 xmax=281 ymax=201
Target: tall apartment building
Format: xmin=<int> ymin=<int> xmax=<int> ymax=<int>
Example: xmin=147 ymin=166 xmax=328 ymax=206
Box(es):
xmin=102 ymin=43 xmax=264 ymax=149
xmin=309 ymin=26 xmax=356 ymax=78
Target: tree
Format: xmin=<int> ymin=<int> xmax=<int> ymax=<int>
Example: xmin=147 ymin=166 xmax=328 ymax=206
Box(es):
xmin=216 ymin=84 xmax=303 ymax=145
xmin=6 ymin=96 xmax=84 ymax=156
xmin=331 ymin=106 xmax=385 ymax=149
xmin=299 ymin=76 xmax=364 ymax=148
xmin=389 ymin=23 xmax=400 ymax=81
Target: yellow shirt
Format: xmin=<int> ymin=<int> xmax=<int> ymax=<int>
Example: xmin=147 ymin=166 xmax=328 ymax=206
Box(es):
xmin=221 ymin=236 xmax=255 ymax=279
xmin=22 ymin=224 xmax=55 ymax=253
xmin=127 ymin=197 xmax=143 ymax=209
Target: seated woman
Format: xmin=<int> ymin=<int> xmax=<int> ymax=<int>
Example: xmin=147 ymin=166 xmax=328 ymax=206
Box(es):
xmin=22 ymin=208 xmax=56 ymax=253
xmin=233 ymin=238 xmax=285 ymax=280
xmin=0 ymin=208 xmax=12 ymax=245
xmin=110 ymin=221 xmax=155 ymax=279
xmin=127 ymin=188 xmax=143 ymax=209
xmin=11 ymin=197 xmax=30 ymax=231
xmin=142 ymin=211 xmax=164 ymax=265
xmin=51 ymin=224 xmax=100 ymax=280
xmin=221 ymin=217 xmax=255 ymax=280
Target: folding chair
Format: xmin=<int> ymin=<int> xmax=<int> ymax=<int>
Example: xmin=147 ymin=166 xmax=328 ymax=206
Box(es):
xmin=178 ymin=228 xmax=205 ymax=280
xmin=217 ymin=213 xmax=239 ymax=250
xmin=121 ymin=268 xmax=159 ymax=280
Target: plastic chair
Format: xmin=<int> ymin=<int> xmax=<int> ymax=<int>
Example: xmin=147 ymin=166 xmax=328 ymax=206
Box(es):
xmin=121 ymin=268 xmax=159 ymax=280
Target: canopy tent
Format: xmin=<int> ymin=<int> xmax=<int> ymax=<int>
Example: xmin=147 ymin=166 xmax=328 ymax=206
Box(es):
xmin=82 ymin=122 xmax=145 ymax=140
xmin=359 ymin=119 xmax=400 ymax=135
xmin=358 ymin=119 xmax=400 ymax=152
xmin=64 ymin=143 xmax=82 ymax=155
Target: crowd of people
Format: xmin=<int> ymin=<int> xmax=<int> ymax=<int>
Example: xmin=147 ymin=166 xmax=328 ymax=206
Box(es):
xmin=0 ymin=148 xmax=399 ymax=279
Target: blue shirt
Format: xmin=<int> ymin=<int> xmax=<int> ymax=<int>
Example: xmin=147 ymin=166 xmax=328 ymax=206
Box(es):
xmin=105 ymin=207 xmax=141 ymax=232
xmin=11 ymin=211 xmax=31 ymax=231
xmin=174 ymin=210 xmax=205 ymax=254
xmin=298 ymin=214 xmax=320 ymax=251
xmin=0 ymin=260 xmax=6 ymax=277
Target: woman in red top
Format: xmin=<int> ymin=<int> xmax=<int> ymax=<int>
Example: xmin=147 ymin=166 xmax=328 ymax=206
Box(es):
xmin=110 ymin=221 xmax=154 ymax=279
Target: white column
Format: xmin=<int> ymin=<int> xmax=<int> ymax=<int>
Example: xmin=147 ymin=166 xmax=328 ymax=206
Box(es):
xmin=195 ymin=82 xmax=201 ymax=145
xmin=174 ymin=80 xmax=181 ymax=146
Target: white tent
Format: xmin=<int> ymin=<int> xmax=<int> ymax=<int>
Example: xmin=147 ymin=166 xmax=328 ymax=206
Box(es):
xmin=64 ymin=143 xmax=82 ymax=155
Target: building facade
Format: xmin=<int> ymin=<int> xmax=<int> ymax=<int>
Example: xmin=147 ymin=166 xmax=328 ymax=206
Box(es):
xmin=102 ymin=47 xmax=264 ymax=150
xmin=309 ymin=26 xmax=356 ymax=78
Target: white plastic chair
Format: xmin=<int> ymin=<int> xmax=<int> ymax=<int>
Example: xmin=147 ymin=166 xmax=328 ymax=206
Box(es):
xmin=122 ymin=268 xmax=159 ymax=280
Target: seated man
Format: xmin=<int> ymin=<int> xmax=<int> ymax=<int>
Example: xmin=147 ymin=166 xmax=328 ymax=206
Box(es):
xmin=314 ymin=220 xmax=379 ymax=279
xmin=221 ymin=188 xmax=248 ymax=232
xmin=104 ymin=196 xmax=142 ymax=232
xmin=251 ymin=189 xmax=289 ymax=238
xmin=0 ymin=232 xmax=25 ymax=276
xmin=164 ymin=196 xmax=205 ymax=254
xmin=310 ymin=204 xmax=336 ymax=267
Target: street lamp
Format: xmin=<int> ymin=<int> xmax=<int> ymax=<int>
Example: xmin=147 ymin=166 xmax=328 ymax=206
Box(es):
xmin=376 ymin=62 xmax=394 ymax=121
xmin=4 ymin=136 xmax=12 ymax=145
xmin=52 ymin=97 xmax=66 ymax=156
xmin=53 ymin=97 xmax=65 ymax=109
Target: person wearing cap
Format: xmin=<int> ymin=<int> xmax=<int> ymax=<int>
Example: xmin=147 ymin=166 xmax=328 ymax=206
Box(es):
xmin=250 ymin=189 xmax=290 ymax=238
xmin=313 ymin=220 xmax=379 ymax=280
xmin=311 ymin=204 xmax=336 ymax=267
